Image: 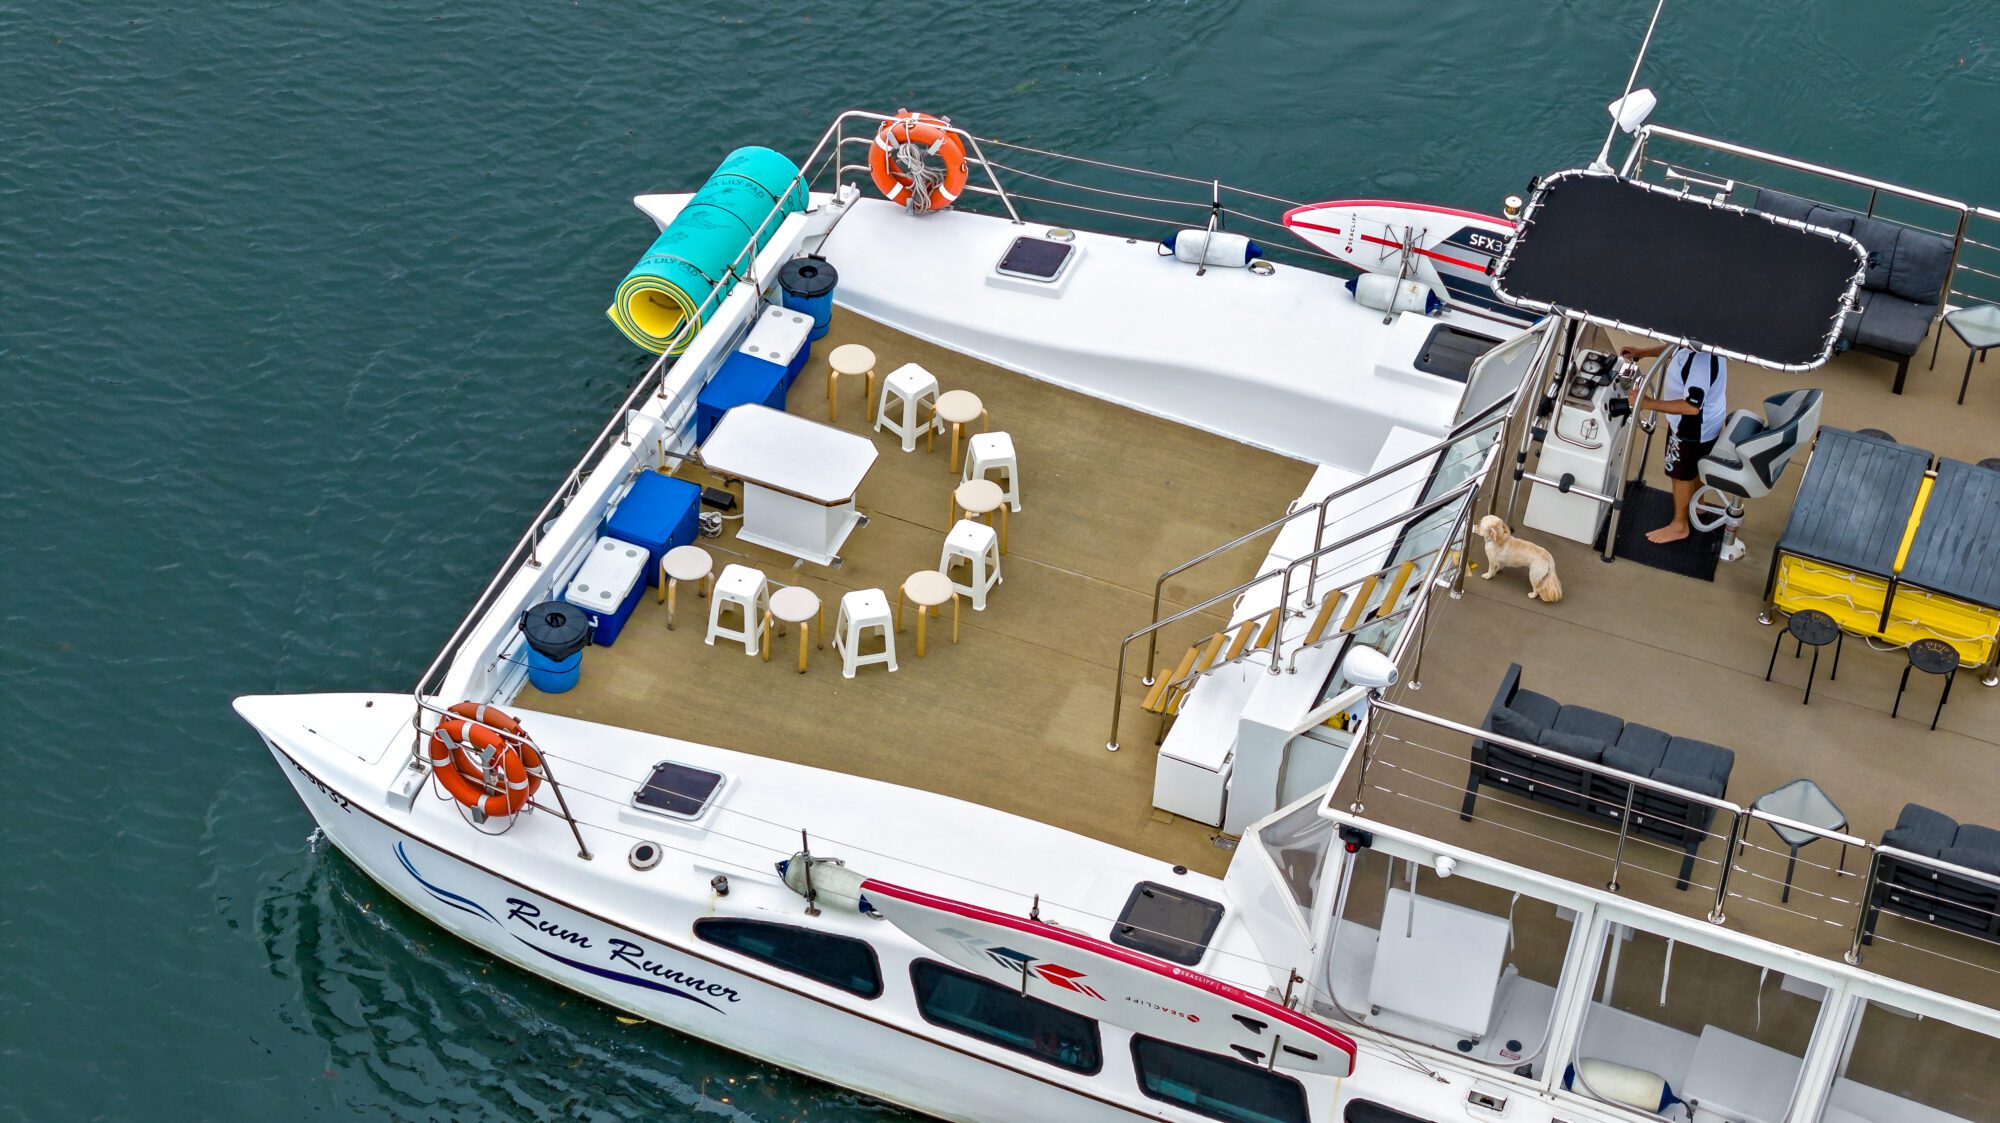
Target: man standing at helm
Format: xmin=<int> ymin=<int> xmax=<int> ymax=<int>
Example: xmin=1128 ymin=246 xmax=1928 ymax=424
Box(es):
xmin=1624 ymin=342 xmax=1729 ymax=545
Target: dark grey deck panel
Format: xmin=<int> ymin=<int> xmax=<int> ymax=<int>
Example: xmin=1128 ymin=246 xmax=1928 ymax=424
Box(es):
xmin=1774 ymin=427 xmax=1931 ymax=580
xmin=1899 ymin=458 xmax=2000 ymax=610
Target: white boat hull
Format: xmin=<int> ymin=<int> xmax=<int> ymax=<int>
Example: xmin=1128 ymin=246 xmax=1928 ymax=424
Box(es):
xmin=251 ymin=718 xmax=1305 ymax=1123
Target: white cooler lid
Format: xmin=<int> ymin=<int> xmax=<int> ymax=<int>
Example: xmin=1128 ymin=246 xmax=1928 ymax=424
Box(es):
xmin=565 ymin=536 xmax=647 ymax=611
xmin=738 ymin=304 xmax=812 ymax=367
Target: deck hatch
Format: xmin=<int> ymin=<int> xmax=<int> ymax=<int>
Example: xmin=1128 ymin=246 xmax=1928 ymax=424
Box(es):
xmin=995 ymin=236 xmax=1074 ymax=281
xmin=1413 ymin=325 xmax=1501 ymax=383
xmin=631 ymin=760 xmax=724 ymax=819
xmin=1111 ymin=881 xmax=1225 ymax=966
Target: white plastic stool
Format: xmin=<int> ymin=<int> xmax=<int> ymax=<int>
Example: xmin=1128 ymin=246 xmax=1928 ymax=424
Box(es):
xmin=940 ymin=518 xmax=1002 ymax=611
xmin=705 ymin=563 xmax=769 ymax=656
xmin=875 ymin=363 xmax=941 ymax=453
xmin=833 ymin=587 xmax=898 ymax=677
xmin=963 ymin=431 xmax=1021 ymax=512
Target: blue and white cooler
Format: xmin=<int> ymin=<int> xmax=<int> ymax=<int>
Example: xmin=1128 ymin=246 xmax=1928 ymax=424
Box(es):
xmin=564 ymin=537 xmax=649 ymax=646
xmin=738 ymin=303 xmax=815 ymax=389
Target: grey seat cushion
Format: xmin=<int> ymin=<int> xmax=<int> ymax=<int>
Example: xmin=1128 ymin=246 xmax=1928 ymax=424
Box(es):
xmin=1848 ymin=214 xmax=1904 ymax=291
xmin=1652 ymin=765 xmax=1726 ymax=800
xmin=1888 ymin=229 xmax=1952 ymax=305
xmin=1490 ymin=705 xmax=1546 ymax=745
xmin=1538 ymin=727 xmax=1608 ymax=764
xmin=1509 ymin=688 xmax=1561 ymax=729
xmin=1806 ymin=202 xmax=1860 ymax=238
xmin=1883 ymin=802 xmax=1959 ymax=856
xmin=1753 ymin=188 xmax=1817 ymax=224
xmin=1955 ymin=823 xmax=2000 ymax=858
xmin=1855 ymin=292 xmax=1936 ymax=353
xmin=1662 ymin=737 xmax=1735 ymax=785
xmin=1552 ymin=704 xmax=1624 ymax=746
xmin=1939 ymin=844 xmax=2000 ymax=877
xmin=1606 ymin=724 xmax=1671 ymax=775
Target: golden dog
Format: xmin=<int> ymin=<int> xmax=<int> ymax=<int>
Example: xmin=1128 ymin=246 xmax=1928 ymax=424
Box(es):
xmin=1475 ymin=515 xmax=1563 ymax=602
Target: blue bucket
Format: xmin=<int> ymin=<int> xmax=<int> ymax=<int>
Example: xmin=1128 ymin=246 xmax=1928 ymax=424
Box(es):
xmin=779 ymin=255 xmax=838 ymax=341
xmin=527 ymin=648 xmax=582 ymax=694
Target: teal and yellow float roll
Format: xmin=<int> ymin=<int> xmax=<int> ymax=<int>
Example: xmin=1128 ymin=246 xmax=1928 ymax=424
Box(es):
xmin=607 ymin=146 xmax=807 ymax=354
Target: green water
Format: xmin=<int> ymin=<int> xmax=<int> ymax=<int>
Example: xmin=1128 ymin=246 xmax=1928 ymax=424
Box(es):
xmin=2 ymin=2 xmax=1992 ymax=1118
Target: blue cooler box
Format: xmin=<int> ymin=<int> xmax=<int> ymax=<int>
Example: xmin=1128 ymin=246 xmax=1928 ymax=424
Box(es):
xmin=565 ymin=537 xmax=649 ymax=646
xmin=738 ymin=304 xmax=815 ymax=389
xmin=604 ymin=471 xmax=701 ymax=587
xmin=695 ymin=352 xmax=788 ymax=443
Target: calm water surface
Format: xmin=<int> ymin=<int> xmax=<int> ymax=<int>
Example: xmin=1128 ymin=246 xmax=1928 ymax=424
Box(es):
xmin=2 ymin=2 xmax=1993 ymax=1118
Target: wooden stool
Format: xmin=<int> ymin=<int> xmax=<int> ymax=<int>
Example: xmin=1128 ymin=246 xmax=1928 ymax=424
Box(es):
xmin=827 ymin=343 xmax=876 ymax=424
xmin=657 ymin=544 xmax=713 ymax=630
xmin=898 ymin=570 xmax=959 ymax=658
xmin=934 ymin=389 xmax=988 ymax=473
xmin=951 ymin=478 xmax=1008 ymax=554
xmin=763 ymin=585 xmax=824 ymax=673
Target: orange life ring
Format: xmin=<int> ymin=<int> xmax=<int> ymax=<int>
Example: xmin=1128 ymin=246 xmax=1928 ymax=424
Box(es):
xmin=426 ymin=702 xmax=545 ymax=818
xmin=868 ymin=110 xmax=969 ymax=213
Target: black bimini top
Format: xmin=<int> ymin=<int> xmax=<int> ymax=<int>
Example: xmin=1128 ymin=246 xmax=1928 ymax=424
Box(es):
xmin=1774 ymin=427 xmax=1930 ymax=580
xmin=1493 ymin=170 xmax=1865 ymax=370
xmin=1901 ymin=459 xmax=2000 ymax=611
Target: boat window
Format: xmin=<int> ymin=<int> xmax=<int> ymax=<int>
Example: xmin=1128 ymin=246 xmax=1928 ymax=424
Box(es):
xmin=909 ymin=959 xmax=1102 ymax=1074
xmin=1256 ymin=797 xmax=1333 ymax=914
xmin=1321 ymin=850 xmax=1574 ymax=1075
xmin=1343 ymin=1102 xmax=1440 ymax=1123
xmin=1819 ymin=997 xmax=1995 ymax=1122
xmin=1130 ymin=1035 xmax=1308 ymax=1123
xmin=1570 ymin=924 xmax=1821 ymax=1121
xmin=692 ymin=918 xmax=883 ymax=999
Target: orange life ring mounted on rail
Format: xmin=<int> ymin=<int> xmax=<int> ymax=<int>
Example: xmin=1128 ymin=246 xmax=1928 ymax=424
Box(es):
xmin=426 ymin=702 xmax=546 ymax=818
xmin=868 ymin=110 xmax=969 ymax=214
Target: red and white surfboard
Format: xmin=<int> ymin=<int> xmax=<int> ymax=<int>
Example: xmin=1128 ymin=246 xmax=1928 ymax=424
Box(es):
xmin=1283 ymin=199 xmax=1527 ymax=325
xmin=862 ymin=878 xmax=1356 ymax=1078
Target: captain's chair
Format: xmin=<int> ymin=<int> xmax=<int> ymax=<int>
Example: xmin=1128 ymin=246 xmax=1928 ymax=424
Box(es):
xmin=1692 ymin=389 xmax=1824 ymax=562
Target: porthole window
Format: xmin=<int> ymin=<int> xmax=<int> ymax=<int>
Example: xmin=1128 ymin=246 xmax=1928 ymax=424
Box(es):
xmin=693 ymin=918 xmax=882 ymax=999
xmin=909 ymin=959 xmax=1101 ymax=1074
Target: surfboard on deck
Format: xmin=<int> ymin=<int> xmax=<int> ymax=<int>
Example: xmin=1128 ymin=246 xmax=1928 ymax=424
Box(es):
xmin=1283 ymin=199 xmax=1528 ymax=325
xmin=862 ymin=878 xmax=1357 ymax=1079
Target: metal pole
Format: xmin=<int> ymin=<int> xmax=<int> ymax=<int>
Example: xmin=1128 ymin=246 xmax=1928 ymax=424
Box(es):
xmin=538 ymin=758 xmax=593 ymax=861
xmin=960 ymin=131 xmax=1023 ymax=225
xmin=1347 ymin=702 xmax=1382 ymax=815
xmin=1607 ymin=785 xmax=1638 ymax=892
xmin=1107 ymin=645 xmax=1131 ymax=752
xmin=1708 ymin=809 xmax=1744 ymax=923
xmin=1844 ymin=849 xmax=1882 ymax=965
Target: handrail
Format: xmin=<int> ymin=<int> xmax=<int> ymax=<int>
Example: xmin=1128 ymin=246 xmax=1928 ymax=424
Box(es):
xmin=1107 ymin=476 xmax=1483 ymax=750
xmin=1141 ymin=393 xmax=1515 ymax=682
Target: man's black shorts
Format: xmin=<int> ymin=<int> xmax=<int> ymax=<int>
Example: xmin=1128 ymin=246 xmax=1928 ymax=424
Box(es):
xmin=1663 ymin=425 xmax=1715 ymax=482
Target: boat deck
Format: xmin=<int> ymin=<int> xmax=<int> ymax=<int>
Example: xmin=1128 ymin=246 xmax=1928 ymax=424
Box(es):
xmin=520 ymin=310 xmax=1317 ymax=877
xmin=1348 ymin=332 xmax=2000 ymax=1006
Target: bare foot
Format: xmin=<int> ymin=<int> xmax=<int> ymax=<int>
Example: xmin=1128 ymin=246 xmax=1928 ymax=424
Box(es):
xmin=1646 ymin=521 xmax=1691 ymax=545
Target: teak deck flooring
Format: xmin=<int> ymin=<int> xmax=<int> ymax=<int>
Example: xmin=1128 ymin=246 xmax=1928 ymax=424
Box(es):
xmin=522 ymin=309 xmax=1316 ymax=877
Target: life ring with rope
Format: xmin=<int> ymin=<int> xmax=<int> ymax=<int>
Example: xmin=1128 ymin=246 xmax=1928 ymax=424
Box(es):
xmin=426 ymin=702 xmax=546 ymax=818
xmin=868 ymin=110 xmax=969 ymax=214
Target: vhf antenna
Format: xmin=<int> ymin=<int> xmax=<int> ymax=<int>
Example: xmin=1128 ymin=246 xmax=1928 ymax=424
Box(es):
xmin=1592 ymin=0 xmax=1669 ymax=172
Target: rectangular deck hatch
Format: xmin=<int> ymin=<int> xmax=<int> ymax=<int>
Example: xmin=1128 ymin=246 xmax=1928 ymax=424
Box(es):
xmin=632 ymin=760 xmax=724 ymax=819
xmin=1111 ymin=881 xmax=1225 ymax=966
xmin=1414 ymin=325 xmax=1501 ymax=383
xmin=995 ymin=236 xmax=1074 ymax=281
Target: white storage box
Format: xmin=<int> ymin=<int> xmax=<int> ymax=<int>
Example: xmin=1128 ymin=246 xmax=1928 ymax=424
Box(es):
xmin=738 ymin=304 xmax=814 ymax=379
xmin=563 ymin=536 xmax=649 ymax=645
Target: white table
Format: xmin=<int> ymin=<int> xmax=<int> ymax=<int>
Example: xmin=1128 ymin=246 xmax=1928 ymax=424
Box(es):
xmin=1682 ymin=1024 xmax=1803 ymax=1123
xmin=701 ymin=405 xmax=878 ymax=565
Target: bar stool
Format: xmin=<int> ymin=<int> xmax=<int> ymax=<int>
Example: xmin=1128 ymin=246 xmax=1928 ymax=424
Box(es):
xmin=935 ymin=389 xmax=988 ymax=474
xmin=1765 ymin=608 xmax=1840 ymax=704
xmin=1893 ymin=638 xmax=1960 ymax=730
xmin=941 ymin=518 xmax=1002 ymax=610
xmin=705 ymin=563 xmax=769 ymax=656
xmin=657 ymin=544 xmax=713 ymax=630
xmin=963 ymin=430 xmax=1021 ymax=512
xmin=833 ymin=587 xmax=897 ymax=677
xmin=763 ymin=585 xmax=823 ymax=674
xmin=875 ymin=362 xmax=941 ymax=453
xmin=898 ymin=569 xmax=959 ymax=658
xmin=826 ymin=343 xmax=876 ymax=424
xmin=951 ymin=478 xmax=1008 ymax=554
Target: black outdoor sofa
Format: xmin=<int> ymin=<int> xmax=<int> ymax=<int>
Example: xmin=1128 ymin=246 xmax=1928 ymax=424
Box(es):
xmin=1460 ymin=664 xmax=1736 ymax=888
xmin=1750 ymin=188 xmax=1954 ymax=393
xmin=1864 ymin=803 xmax=2000 ymax=946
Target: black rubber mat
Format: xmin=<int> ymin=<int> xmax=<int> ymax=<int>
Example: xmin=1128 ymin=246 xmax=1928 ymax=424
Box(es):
xmin=1610 ymin=480 xmax=1723 ymax=581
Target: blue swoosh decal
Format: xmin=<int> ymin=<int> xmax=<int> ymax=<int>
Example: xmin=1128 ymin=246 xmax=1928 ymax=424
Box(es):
xmin=391 ymin=840 xmax=722 ymax=1012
